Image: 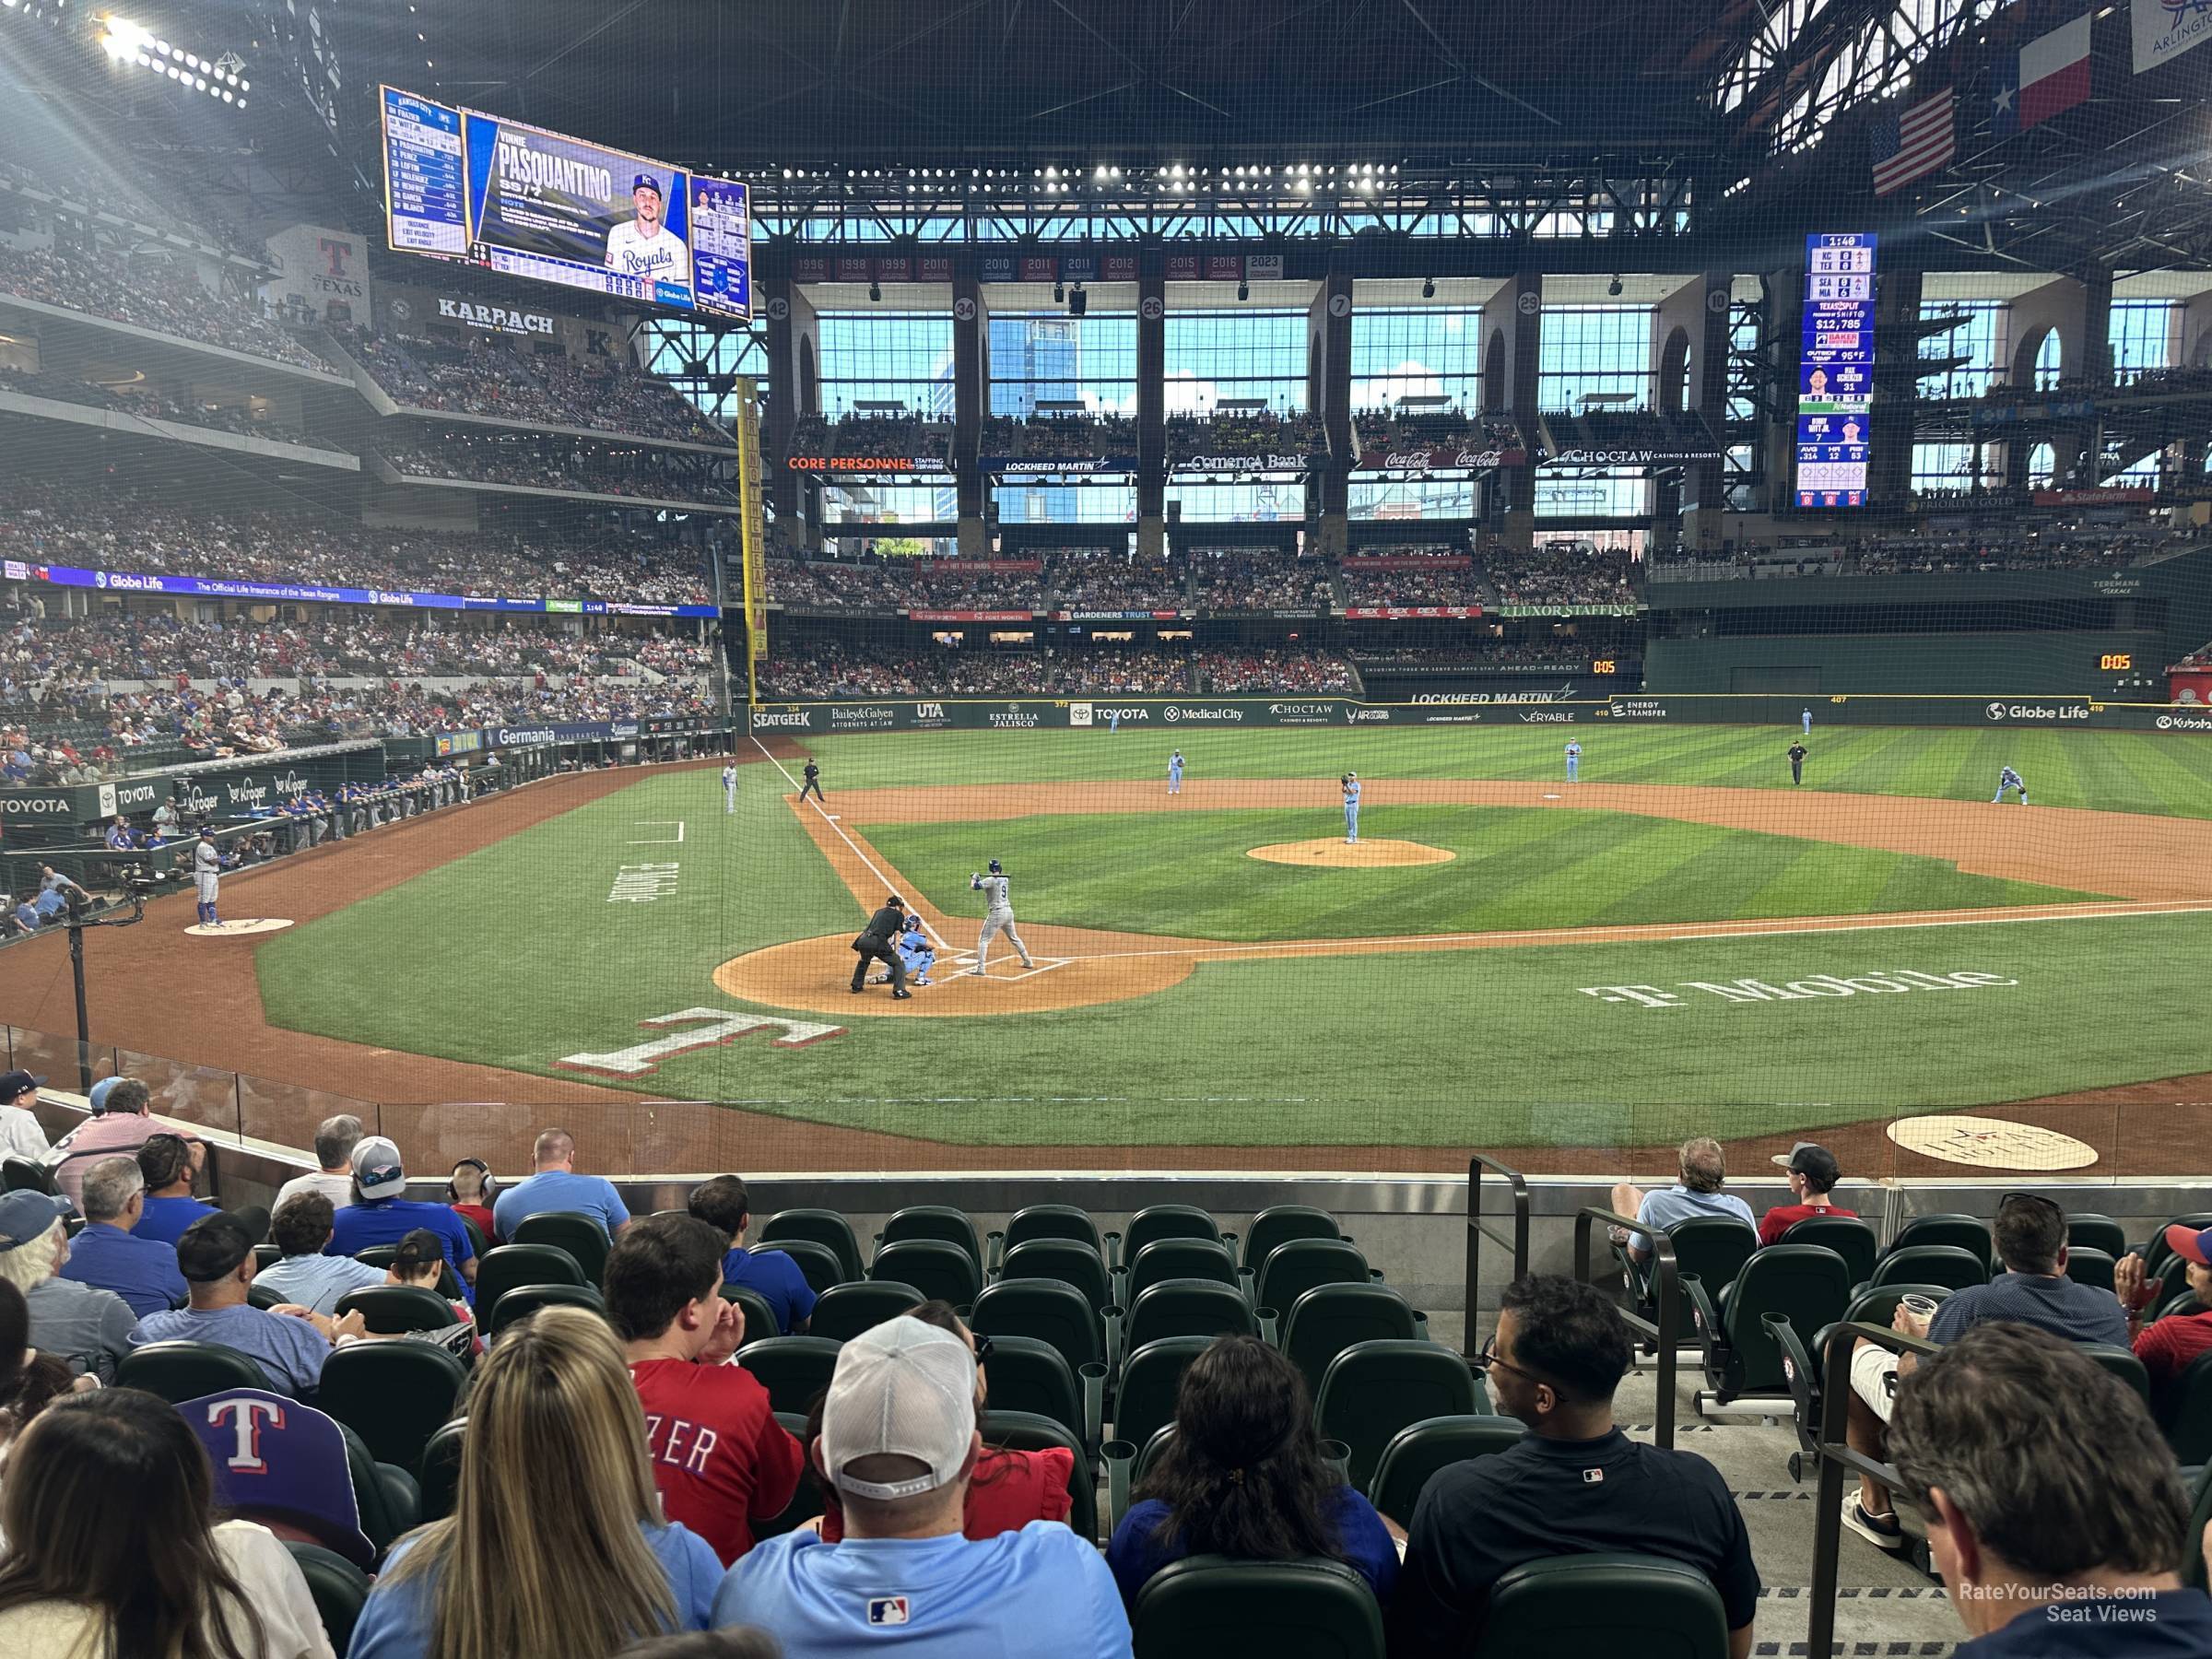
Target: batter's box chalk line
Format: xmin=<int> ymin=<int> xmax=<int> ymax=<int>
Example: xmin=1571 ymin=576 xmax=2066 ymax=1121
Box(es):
xmin=944 ymin=950 xmax=1072 ymax=981
xmin=629 ymin=819 xmax=686 ymax=844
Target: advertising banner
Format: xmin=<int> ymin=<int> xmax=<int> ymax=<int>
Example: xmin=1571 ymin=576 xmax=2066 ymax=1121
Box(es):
xmin=1352 ymin=444 xmax=1527 ymax=472
xmin=262 ymin=224 xmax=373 ymax=326
xmin=2134 ymin=0 xmax=2212 ymax=71
xmin=1344 ymin=606 xmax=1483 ymax=619
xmin=907 ymin=609 xmax=1038 ymax=623
xmin=0 ymin=560 xmax=717 ymax=619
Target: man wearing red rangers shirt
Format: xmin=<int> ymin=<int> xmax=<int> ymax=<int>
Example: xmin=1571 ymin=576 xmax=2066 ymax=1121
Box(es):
xmin=606 ymin=1213 xmax=805 ymax=1565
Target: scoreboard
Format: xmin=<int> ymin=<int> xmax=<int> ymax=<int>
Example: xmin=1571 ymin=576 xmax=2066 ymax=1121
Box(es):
xmin=1795 ymin=233 xmax=1875 ymax=509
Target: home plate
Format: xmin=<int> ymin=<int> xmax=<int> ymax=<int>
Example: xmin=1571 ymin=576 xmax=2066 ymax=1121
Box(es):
xmin=184 ymin=918 xmax=295 ymax=937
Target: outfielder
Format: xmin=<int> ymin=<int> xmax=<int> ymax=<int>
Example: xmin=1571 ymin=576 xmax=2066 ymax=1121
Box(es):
xmin=1802 ymin=707 xmax=1813 ymax=736
xmin=1342 ymin=772 xmax=1360 ymax=843
xmin=722 ymin=763 xmax=736 ymax=814
xmin=1564 ymin=740 xmax=1582 ymax=783
xmin=1168 ymin=750 xmax=1184 ymax=795
xmin=192 ymin=830 xmax=232 ymax=928
xmin=1993 ymin=765 xmax=2030 ymax=805
xmin=969 ymin=859 xmax=1035 ymax=973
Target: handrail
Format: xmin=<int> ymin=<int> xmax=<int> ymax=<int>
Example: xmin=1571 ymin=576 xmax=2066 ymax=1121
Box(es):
xmin=1465 ymin=1153 xmax=1531 ymax=1359
xmin=1805 ymin=1321 xmax=1941 ymax=1659
xmin=1573 ymin=1204 xmax=1681 ymax=1450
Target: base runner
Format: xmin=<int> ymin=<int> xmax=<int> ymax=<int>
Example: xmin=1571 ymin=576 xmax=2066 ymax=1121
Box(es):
xmin=969 ymin=859 xmax=1036 ymax=974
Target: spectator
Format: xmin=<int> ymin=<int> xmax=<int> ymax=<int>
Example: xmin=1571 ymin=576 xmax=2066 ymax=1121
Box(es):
xmin=328 ymin=1135 xmax=478 ymax=1292
xmin=0 ymin=1069 xmax=50 ymax=1162
xmin=1843 ymin=1194 xmax=2127 ymax=1552
xmin=348 ymin=1305 xmax=723 ymax=1657
xmin=273 ymin=1113 xmax=365 ymax=1211
xmin=130 ymin=1213 xmax=360 ymax=1397
xmin=0 ymin=1188 xmax=135 ymax=1382
xmin=371 ymin=1227 xmax=481 ymax=1359
xmin=0 ymin=1387 xmax=335 ymax=1657
xmin=1108 ymin=1332 xmax=1396 ymax=1606
xmin=607 ymin=1213 xmax=805 ymax=1565
xmin=1389 ymin=1275 xmax=1759 ymax=1659
xmin=711 ymin=1315 xmax=1130 ymax=1656
xmin=256 ymin=1192 xmax=387 ymax=1316
xmin=687 ymin=1176 xmax=815 ymax=1335
xmin=811 ymin=1300 xmax=1075 ymax=1544
xmin=0 ymin=1276 xmax=84 ymax=1449
xmin=492 ymin=1126 xmax=632 ymax=1239
xmin=2118 ymin=1224 xmax=2212 ymax=1400
xmin=1756 ymin=1141 xmax=1857 ymax=1245
xmin=448 ymin=1157 xmax=498 ymax=1241
xmin=54 ymin=1154 xmax=187 ymax=1317
xmin=133 ymin=1132 xmax=217 ymax=1246
xmin=1610 ymin=1135 xmax=1756 ymax=1265
xmin=1886 ymin=1324 xmax=2212 ymax=1655
xmin=43 ymin=1077 xmax=203 ymax=1210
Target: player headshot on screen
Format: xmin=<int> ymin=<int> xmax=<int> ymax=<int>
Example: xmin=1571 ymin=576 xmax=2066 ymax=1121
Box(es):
xmin=605 ymin=171 xmax=688 ymax=287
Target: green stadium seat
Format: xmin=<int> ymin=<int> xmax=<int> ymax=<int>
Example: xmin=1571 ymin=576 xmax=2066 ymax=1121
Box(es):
xmin=247 ymin=1282 xmax=288 ymax=1311
xmin=1622 ymin=1215 xmax=1756 ymax=1342
xmin=2186 ymin=1466 xmax=2212 ymax=1593
xmin=335 ymin=1285 xmax=461 ymax=1336
xmin=982 ymin=1407 xmax=1098 ymax=1544
xmin=1367 ymin=1415 xmax=1524 ymax=1524
xmin=510 ymin=1212 xmax=610 ymax=1287
xmin=759 ymin=1208 xmax=865 ymax=1284
xmin=1775 ymin=1215 xmax=1877 ymax=1285
xmin=333 ymin=1420 xmax=418 ymax=1559
xmin=756 ymin=1410 xmax=824 ymax=1539
xmin=1684 ymin=1242 xmax=1852 ymax=1406
xmin=1 ymin=1155 xmax=57 ymax=1195
xmin=1116 ymin=1206 xmax=1223 ymax=1273
xmin=1472 ymin=1553 xmax=1730 ymax=1659
xmin=355 ymin=1244 xmax=465 ymax=1302
xmin=1125 ymin=1278 xmax=1257 ymax=1354
xmin=418 ymin=1417 xmax=465 ymax=1523
xmin=1110 ymin=1336 xmax=1211 ymax=1468
xmin=457 ymin=1214 xmax=490 ymax=1263
xmin=877 ymin=1205 xmax=982 ymax=1270
xmin=720 ymin=1283 xmax=780 ymax=1341
xmin=1864 ymin=1244 xmax=1987 ymax=1294
xmin=486 ymin=1281 xmax=605 ymax=1339
xmin=471 ymin=1242 xmax=587 ymax=1321
xmin=737 ymin=1335 xmax=843 ymax=1415
xmin=1315 ymin=1339 xmax=1483 ymax=1494
xmin=2065 ymin=1246 xmax=2117 ymax=1294
xmin=2079 ymin=1342 xmax=2151 ymax=1403
xmin=1280 ymin=1282 xmax=1421 ymax=1396
xmin=1888 ymin=1213 xmax=1992 ymax=1268
xmin=869 ymin=1239 xmax=981 ymax=1309
xmin=971 ymin=1277 xmax=1109 ymax=1388
xmin=1128 ymin=1237 xmax=1239 ymax=1307
xmin=284 ymin=1541 xmax=371 ymax=1653
xmin=989 ymin=1204 xmax=1103 ymax=1273
xmin=1254 ymin=1239 xmax=1371 ymax=1324
xmin=1000 ymin=1239 xmax=1117 ymax=1316
xmin=2160 ymin=1350 xmax=2212 ymax=1465
xmin=116 ymin=1340 xmax=268 ymax=1403
xmin=981 ymin=1332 xmax=1100 ymax=1451
xmin=757 ymin=1237 xmax=846 ymax=1295
xmin=809 ymin=1279 xmax=923 ymax=1342
xmin=2068 ymin=1214 xmax=2129 ymax=1259
xmin=253 ymin=1242 xmax=282 ymax=1273
xmin=1241 ymin=1206 xmax=1346 ymax=1274
xmin=316 ymin=1341 xmax=469 ymax=1476
xmin=1131 ymin=1555 xmax=1384 ymax=1659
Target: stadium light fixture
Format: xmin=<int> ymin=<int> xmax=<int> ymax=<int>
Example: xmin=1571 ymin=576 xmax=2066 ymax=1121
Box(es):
xmin=1237 ymin=281 xmax=1250 ymax=301
xmin=1421 ymin=277 xmax=1435 ymax=299
xmin=868 ymin=280 xmax=881 ymax=302
xmin=1607 ymin=275 xmax=1624 ymax=296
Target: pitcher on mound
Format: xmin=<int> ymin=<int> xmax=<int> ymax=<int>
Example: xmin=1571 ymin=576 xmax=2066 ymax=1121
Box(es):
xmin=969 ymin=859 xmax=1036 ymax=974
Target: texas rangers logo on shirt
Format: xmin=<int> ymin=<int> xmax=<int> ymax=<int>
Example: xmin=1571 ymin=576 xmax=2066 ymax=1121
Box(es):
xmin=866 ymin=1596 xmax=912 ymax=1625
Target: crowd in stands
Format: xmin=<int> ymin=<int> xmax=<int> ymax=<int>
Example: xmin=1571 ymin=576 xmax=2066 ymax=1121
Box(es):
xmin=1340 ymin=550 xmax=1489 ymax=608
xmin=341 ymin=331 xmax=727 ymax=446
xmin=0 ymin=366 xmax=345 ymax=451
xmin=1653 ymin=522 xmax=2199 ymax=581
xmin=1194 ymin=646 xmax=1356 ymax=693
xmin=1184 ymin=548 xmax=1336 ymax=610
xmin=981 ymin=411 xmax=1140 ymax=458
xmin=1045 ymin=549 xmax=1184 ymax=609
xmin=382 ymin=437 xmax=741 ymax=505
xmin=1348 ymin=637 xmax=1594 ymax=669
xmin=0 ymin=112 xmax=272 ymax=266
xmin=1349 ymin=406 xmax=1524 ymax=457
xmin=0 ymin=243 xmax=331 ymax=373
xmin=764 ymin=558 xmax=1047 ymax=612
xmin=785 ymin=411 xmax=953 ymax=465
xmin=0 ymin=488 xmax=715 ymax=606
xmin=1535 ymin=406 xmax=1721 ymax=458
xmin=1486 ymin=543 xmax=1639 ymax=606
xmin=1166 ymin=408 xmax=1326 ymax=465
xmin=759 ymin=640 xmax=1191 ymax=698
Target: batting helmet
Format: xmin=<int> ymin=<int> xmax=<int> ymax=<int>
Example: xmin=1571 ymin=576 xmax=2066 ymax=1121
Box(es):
xmin=988 ymin=859 xmax=1003 ymax=875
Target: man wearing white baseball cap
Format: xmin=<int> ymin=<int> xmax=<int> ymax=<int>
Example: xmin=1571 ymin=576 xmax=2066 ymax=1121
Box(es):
xmin=711 ymin=1315 xmax=1130 ymax=1657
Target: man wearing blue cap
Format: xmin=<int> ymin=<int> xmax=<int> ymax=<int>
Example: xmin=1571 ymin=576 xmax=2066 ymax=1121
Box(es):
xmin=0 ymin=1069 xmax=51 ymax=1163
xmin=2 ymin=1186 xmax=136 ymax=1381
xmin=605 ymin=171 xmax=688 ymax=286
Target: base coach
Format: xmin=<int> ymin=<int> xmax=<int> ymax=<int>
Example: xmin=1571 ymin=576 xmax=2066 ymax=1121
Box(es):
xmin=850 ymin=894 xmax=913 ymax=999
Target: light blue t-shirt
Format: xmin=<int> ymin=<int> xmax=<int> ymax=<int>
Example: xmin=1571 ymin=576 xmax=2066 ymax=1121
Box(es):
xmin=254 ymin=1252 xmax=388 ymax=1317
xmin=714 ymin=1523 xmax=1132 ymax=1659
xmin=128 ymin=1302 xmax=332 ymax=1397
xmin=491 ymin=1169 xmax=631 ymax=1239
xmin=1630 ymin=1185 xmax=1757 ymax=1253
xmin=347 ymin=1520 xmax=721 ymax=1658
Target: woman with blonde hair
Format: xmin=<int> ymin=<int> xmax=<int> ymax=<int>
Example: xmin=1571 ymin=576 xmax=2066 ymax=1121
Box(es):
xmin=0 ymin=1190 xmax=134 ymax=1382
xmin=347 ymin=1304 xmax=720 ymax=1659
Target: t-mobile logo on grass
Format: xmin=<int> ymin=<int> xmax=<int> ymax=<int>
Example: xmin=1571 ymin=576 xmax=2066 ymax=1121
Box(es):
xmin=1580 ymin=970 xmax=2020 ymax=1008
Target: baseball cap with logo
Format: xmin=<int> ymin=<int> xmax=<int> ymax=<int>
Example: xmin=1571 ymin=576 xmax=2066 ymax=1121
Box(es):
xmin=0 ymin=1069 xmax=44 ymax=1103
xmin=819 ymin=1315 xmax=977 ymax=1500
xmin=0 ymin=1188 xmax=68 ymax=1253
xmin=630 ymin=171 xmax=662 ymax=195
xmin=350 ymin=1135 xmax=407 ymax=1202
xmin=1771 ymin=1141 xmax=1841 ymax=1188
xmin=2166 ymin=1225 xmax=2212 ymax=1269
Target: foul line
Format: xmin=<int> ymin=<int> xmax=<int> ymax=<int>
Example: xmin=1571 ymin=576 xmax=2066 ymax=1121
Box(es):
xmin=750 ymin=735 xmax=956 ymax=953
xmin=629 ymin=819 xmax=686 ymax=844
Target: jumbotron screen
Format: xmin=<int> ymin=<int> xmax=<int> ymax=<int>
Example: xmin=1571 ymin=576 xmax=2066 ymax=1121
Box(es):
xmin=379 ymin=87 xmax=751 ymax=319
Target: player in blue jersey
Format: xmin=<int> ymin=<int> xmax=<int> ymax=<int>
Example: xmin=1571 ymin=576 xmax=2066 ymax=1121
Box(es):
xmin=1564 ymin=739 xmax=1582 ymax=782
xmin=1993 ymin=765 xmax=2029 ymax=805
xmin=1341 ymin=772 xmax=1361 ymax=843
xmin=871 ymin=912 xmax=936 ymax=988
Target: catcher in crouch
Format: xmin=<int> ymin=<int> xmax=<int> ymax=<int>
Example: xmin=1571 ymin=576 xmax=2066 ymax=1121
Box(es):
xmin=969 ymin=859 xmax=1036 ymax=974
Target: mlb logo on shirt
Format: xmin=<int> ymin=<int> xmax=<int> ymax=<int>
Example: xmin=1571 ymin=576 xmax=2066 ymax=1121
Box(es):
xmin=1582 ymin=1467 xmax=1605 ymax=1484
xmin=867 ymin=1596 xmax=911 ymax=1626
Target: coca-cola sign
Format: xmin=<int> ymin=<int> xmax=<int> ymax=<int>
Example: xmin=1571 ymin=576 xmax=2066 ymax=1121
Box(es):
xmin=1353 ymin=445 xmax=1526 ymax=472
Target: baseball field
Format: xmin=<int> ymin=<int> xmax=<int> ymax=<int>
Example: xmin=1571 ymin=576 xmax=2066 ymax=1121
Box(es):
xmin=194 ymin=717 xmax=2212 ymax=1171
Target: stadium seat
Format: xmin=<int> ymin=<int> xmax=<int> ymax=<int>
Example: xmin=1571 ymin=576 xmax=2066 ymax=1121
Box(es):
xmin=1000 ymin=1238 xmax=1117 ymax=1315
xmin=982 ymin=1407 xmax=1098 ymax=1543
xmin=758 ymin=1237 xmax=847 ymax=1295
xmin=1 ymin=1155 xmax=58 ymax=1195
xmin=1472 ymin=1553 xmax=1730 ymax=1659
xmin=1240 ymin=1206 xmax=1347 ymax=1274
xmin=284 ymin=1541 xmax=371 ymax=1653
xmin=316 ymin=1341 xmax=469 ymax=1475
xmin=457 ymin=1214 xmax=490 ymax=1263
xmin=2065 ymin=1246 xmax=2117 ymax=1293
xmin=253 ymin=1242 xmax=283 ymax=1273
xmin=737 ymin=1335 xmax=844 ymax=1415
xmin=1125 ymin=1278 xmax=1258 ymax=1354
xmin=1684 ymin=1243 xmax=1852 ymax=1407
xmin=335 ymin=1285 xmax=462 ymax=1336
xmin=1116 ymin=1204 xmax=1223 ymax=1271
xmin=721 ymin=1283 xmax=780 ymax=1340
xmin=982 ymin=1332 xmax=1101 ymax=1451
xmin=755 ymin=1410 xmax=823 ymax=1540
xmin=472 ymin=1242 xmax=588 ymax=1322
xmin=1128 ymin=1237 xmax=1239 ymax=1306
xmin=870 ymin=1239 xmax=982 ymax=1309
xmin=1254 ymin=1240 xmax=1371 ymax=1324
xmin=2079 ymin=1343 xmax=2151 ymax=1403
xmin=809 ymin=1279 xmax=924 ymax=1342
xmin=2161 ymin=1350 xmax=2212 ymax=1465
xmin=486 ymin=1281 xmax=605 ymax=1339
xmin=2186 ymin=1466 xmax=2212 ymax=1593
xmin=989 ymin=1204 xmax=1103 ymax=1273
xmin=1775 ymin=1215 xmax=1877 ymax=1285
xmin=1623 ymin=1216 xmax=1756 ymax=1341
xmin=971 ymin=1277 xmax=1110 ymax=1387
xmin=876 ymin=1205 xmax=983 ymax=1270
xmin=247 ymin=1283 xmax=288 ymax=1311
xmin=1279 ymin=1282 xmax=1422 ymax=1396
xmin=759 ymin=1209 xmax=865 ymax=1284
xmin=116 ymin=1340 xmax=269 ymax=1403
xmin=355 ymin=1245 xmax=466 ymax=1302
xmin=1888 ymin=1213 xmax=1992 ymax=1268
xmin=1315 ymin=1339 xmax=1483 ymax=1494
xmin=1367 ymin=1415 xmax=1525 ymax=1523
xmin=511 ymin=1211 xmax=612 ymax=1287
xmin=1864 ymin=1244 xmax=1987 ymax=1294
xmin=1111 ymin=1336 xmax=1212 ymax=1469
xmin=1130 ymin=1555 xmax=1384 ymax=1659
xmin=2144 ymin=1214 xmax=2212 ymax=1283
xmin=418 ymin=1418 xmax=465 ymax=1523
xmin=2068 ymin=1214 xmax=2129 ymax=1259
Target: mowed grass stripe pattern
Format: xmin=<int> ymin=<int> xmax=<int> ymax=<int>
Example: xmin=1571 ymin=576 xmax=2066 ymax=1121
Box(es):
xmin=857 ymin=806 xmax=2101 ymax=941
xmin=798 ymin=724 xmax=2212 ymax=818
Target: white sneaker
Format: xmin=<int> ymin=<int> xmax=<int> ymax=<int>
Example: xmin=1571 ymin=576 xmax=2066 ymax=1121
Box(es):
xmin=1841 ymin=1494 xmax=1908 ymax=1552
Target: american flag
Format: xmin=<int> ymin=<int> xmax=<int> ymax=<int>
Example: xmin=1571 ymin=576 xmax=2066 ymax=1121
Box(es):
xmin=1870 ymin=88 xmax=1955 ymax=196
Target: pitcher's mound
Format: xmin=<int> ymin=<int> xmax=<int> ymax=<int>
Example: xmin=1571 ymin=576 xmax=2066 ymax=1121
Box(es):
xmin=1247 ymin=839 xmax=1455 ymax=868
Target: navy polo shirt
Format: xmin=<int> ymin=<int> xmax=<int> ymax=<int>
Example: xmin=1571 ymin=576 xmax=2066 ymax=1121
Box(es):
xmin=1930 ymin=1271 xmax=2127 ymax=1348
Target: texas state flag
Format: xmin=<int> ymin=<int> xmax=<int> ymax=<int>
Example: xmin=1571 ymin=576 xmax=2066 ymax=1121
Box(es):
xmin=1994 ymin=13 xmax=2092 ymax=136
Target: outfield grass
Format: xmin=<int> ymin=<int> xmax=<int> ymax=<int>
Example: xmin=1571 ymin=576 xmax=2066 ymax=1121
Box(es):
xmin=859 ymin=806 xmax=2100 ymax=940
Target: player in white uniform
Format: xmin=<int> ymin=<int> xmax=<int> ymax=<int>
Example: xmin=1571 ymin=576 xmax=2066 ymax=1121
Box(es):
xmin=1167 ymin=750 xmax=1184 ymax=794
xmin=722 ymin=763 xmax=737 ymax=814
xmin=604 ymin=172 xmax=688 ymax=288
xmin=968 ymin=859 xmax=1035 ymax=974
xmin=192 ymin=830 xmax=231 ymax=928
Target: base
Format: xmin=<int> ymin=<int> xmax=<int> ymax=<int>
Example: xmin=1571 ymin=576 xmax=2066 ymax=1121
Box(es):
xmin=183 ymin=918 xmax=295 ymax=937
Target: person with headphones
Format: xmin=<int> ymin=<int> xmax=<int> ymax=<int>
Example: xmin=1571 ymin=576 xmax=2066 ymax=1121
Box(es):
xmin=447 ymin=1158 xmax=497 ymax=1245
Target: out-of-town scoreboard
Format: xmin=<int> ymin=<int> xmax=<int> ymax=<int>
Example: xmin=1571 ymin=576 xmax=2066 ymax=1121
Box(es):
xmin=1795 ymin=232 xmax=1875 ymax=508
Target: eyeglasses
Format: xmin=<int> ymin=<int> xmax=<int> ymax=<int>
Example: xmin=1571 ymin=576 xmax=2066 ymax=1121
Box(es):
xmin=1997 ymin=1192 xmax=2064 ymax=1218
xmin=970 ymin=1334 xmax=994 ymax=1365
xmin=1471 ymin=1335 xmax=1534 ymax=1384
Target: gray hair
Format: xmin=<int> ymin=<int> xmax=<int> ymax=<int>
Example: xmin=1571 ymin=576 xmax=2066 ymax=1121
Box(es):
xmin=1677 ymin=1136 xmax=1726 ymax=1194
xmin=79 ymin=1156 xmax=146 ymax=1224
xmin=313 ymin=1113 xmax=365 ymax=1171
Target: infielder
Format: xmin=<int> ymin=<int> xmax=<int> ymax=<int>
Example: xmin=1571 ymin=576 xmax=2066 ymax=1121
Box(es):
xmin=1341 ymin=772 xmax=1360 ymax=843
xmin=604 ymin=172 xmax=688 ymax=287
xmin=722 ymin=762 xmax=737 ymax=815
xmin=192 ymin=830 xmax=233 ymax=928
xmin=969 ymin=859 xmax=1035 ymax=973
xmin=1993 ymin=765 xmax=2030 ymax=805
xmin=1167 ymin=750 xmax=1184 ymax=795
xmin=1564 ymin=740 xmax=1582 ymax=783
